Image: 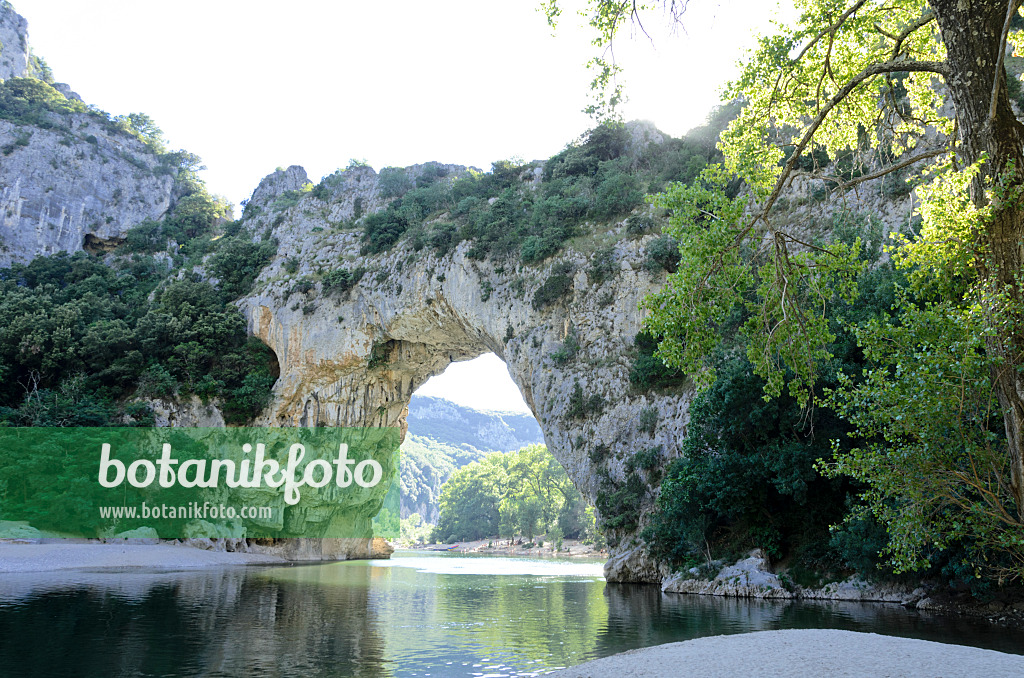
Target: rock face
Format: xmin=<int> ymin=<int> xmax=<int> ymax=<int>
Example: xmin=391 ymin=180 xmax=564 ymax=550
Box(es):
xmin=0 ymin=2 xmax=175 ymax=267
xmin=0 ymin=117 xmax=174 ymax=267
xmin=661 ymin=550 xmax=924 ymax=604
xmin=406 ymin=395 xmax=544 ymax=454
xmin=237 ymin=162 xmax=694 ymax=578
xmin=144 ymin=396 xmax=227 ymax=428
xmin=0 ymin=2 xmax=29 ymax=80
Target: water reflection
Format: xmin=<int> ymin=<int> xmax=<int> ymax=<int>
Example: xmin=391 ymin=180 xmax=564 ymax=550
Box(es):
xmin=0 ymin=567 xmax=388 ymax=678
xmin=0 ymin=553 xmax=1021 ymax=678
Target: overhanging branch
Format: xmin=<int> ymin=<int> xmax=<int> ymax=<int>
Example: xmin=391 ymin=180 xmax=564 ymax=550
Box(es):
xmin=750 ymin=58 xmax=950 ymax=236
xmin=794 ymin=146 xmax=950 ymax=191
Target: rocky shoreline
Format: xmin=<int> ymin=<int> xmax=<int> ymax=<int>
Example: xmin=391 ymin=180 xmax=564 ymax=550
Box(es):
xmin=660 ymin=549 xmax=1024 ymax=629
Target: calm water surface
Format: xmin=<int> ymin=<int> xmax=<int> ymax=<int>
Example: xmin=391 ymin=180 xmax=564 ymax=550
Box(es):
xmin=0 ymin=551 xmax=1022 ymax=678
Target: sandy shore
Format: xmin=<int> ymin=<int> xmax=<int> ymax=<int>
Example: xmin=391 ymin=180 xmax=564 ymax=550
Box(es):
xmin=399 ymin=537 xmax=607 ymax=558
xmin=0 ymin=542 xmax=285 ymax=572
xmin=551 ymin=629 xmax=1024 ymax=677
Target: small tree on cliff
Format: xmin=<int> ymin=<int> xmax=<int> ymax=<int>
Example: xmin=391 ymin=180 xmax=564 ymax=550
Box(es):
xmin=547 ymin=0 xmax=1024 ymax=580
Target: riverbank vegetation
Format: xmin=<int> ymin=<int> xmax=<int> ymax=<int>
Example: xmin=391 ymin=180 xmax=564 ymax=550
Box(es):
xmin=555 ymin=0 xmax=1024 ymax=591
xmin=432 ymin=445 xmax=598 ymax=547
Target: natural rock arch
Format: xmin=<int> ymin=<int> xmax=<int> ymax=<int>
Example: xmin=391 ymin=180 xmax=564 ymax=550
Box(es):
xmin=238 ymin=165 xmax=694 ymax=581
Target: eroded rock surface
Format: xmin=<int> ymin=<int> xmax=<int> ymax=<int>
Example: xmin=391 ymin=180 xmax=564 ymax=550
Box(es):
xmin=0 ymin=117 xmax=174 ymax=267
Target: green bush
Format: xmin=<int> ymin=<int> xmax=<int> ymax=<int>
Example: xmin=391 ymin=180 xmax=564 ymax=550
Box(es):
xmin=362 ymin=208 xmax=409 ymax=253
xmin=644 ymin=235 xmax=681 ymax=273
xmin=0 ymin=254 xmax=277 ymax=427
xmin=629 ymin=332 xmax=686 ymax=391
xmin=593 ymin=169 xmax=643 ymax=219
xmin=531 ymin=262 xmax=574 ymax=310
xmin=207 ymin=235 xmax=278 ymax=300
xmin=378 ymin=167 xmax=412 ymax=198
xmin=550 ymin=329 xmax=580 ymax=366
xmin=566 ymin=381 xmax=606 ymax=419
xmin=595 ymin=472 xmax=645 ymax=534
xmin=638 ymin=406 xmax=658 ymax=434
xmin=0 ymin=77 xmax=84 ymax=127
xmin=587 ymin=246 xmax=617 ymax=285
xmin=322 ymin=266 xmax=366 ymax=297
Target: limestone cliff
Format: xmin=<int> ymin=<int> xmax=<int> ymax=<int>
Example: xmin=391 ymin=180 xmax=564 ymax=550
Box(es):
xmin=0 ymin=117 xmax=175 ymax=266
xmin=0 ymin=2 xmax=175 ymax=267
xmin=231 ymin=134 xmax=921 ymax=579
xmin=0 ymin=1 xmax=29 ymax=80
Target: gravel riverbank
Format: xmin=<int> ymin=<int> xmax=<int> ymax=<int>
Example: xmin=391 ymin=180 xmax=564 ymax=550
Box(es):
xmin=0 ymin=542 xmax=285 ymax=572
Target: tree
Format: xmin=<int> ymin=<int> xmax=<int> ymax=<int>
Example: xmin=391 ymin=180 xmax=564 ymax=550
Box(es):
xmin=432 ymin=445 xmax=591 ymax=542
xmin=550 ymin=0 xmax=1024 ymax=578
xmin=120 ymin=112 xmax=165 ymax=151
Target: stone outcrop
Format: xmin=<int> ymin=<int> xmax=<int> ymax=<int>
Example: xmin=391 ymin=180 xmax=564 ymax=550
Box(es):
xmin=144 ymin=396 xmax=227 ymax=428
xmin=661 ymin=550 xmax=793 ymax=599
xmin=0 ymin=1 xmax=29 ymax=80
xmin=660 ymin=550 xmax=930 ymax=604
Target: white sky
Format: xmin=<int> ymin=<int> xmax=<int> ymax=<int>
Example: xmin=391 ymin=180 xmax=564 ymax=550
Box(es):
xmin=11 ymin=0 xmax=794 ymax=415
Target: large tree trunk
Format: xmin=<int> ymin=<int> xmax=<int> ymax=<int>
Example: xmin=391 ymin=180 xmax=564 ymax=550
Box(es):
xmin=932 ymin=0 xmax=1024 ymax=520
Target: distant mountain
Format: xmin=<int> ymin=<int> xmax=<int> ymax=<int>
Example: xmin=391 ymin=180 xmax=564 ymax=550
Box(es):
xmin=400 ymin=395 xmax=544 ymax=523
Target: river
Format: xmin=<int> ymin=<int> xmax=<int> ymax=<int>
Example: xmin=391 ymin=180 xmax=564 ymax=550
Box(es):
xmin=0 ymin=551 xmax=1021 ymax=677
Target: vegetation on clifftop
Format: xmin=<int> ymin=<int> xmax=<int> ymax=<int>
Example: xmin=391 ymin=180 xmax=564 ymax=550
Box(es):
xmin=359 ymin=112 xmax=736 ymax=264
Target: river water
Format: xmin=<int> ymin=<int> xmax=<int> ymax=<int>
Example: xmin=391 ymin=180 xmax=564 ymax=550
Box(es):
xmin=0 ymin=551 xmax=1021 ymax=677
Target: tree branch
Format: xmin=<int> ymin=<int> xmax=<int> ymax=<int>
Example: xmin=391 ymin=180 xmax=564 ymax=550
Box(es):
xmin=889 ymin=9 xmax=936 ymax=60
xmin=794 ymin=146 xmax=950 ymax=191
xmin=750 ymin=59 xmax=950 ymax=236
xmin=989 ymin=0 xmax=1022 ymax=125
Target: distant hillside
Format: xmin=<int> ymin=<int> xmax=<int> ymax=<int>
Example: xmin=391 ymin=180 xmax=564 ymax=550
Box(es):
xmin=400 ymin=395 xmax=544 ymax=522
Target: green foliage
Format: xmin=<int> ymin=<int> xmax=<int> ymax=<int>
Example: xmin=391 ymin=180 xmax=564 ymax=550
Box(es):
xmin=367 ymin=341 xmax=392 ymax=370
xmin=595 ymin=472 xmax=645 ymax=535
xmin=348 ymin=120 xmax=722 ymax=264
xmin=550 ymin=328 xmax=580 ymax=366
xmin=587 ymin=245 xmax=617 ymax=285
xmin=362 ymin=207 xmax=410 ymax=254
xmin=643 ymin=166 xmax=864 ymax=406
xmin=637 ymin=406 xmax=658 ymax=435
xmin=0 ymin=251 xmax=277 ymax=427
xmin=399 ymin=512 xmax=434 ymax=544
xmin=531 ymin=262 xmax=574 ymax=310
xmin=565 ymin=381 xmax=605 ymax=420
xmin=823 ymin=286 xmax=1024 ymax=582
xmin=121 ymin=188 xmax=231 ymax=256
xmin=643 ymin=235 xmax=680 ymax=274
xmin=321 ymin=266 xmax=366 ymax=298
xmin=629 ymin=331 xmax=685 ymax=391
xmin=432 ymin=445 xmax=591 ymax=543
xmin=378 ymin=167 xmax=412 ymax=198
xmin=207 ymin=235 xmax=278 ymax=300
xmin=593 ymin=170 xmax=643 ymax=219
xmin=0 ymin=77 xmax=84 ymax=128
xmin=643 ymin=347 xmax=854 ymax=569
